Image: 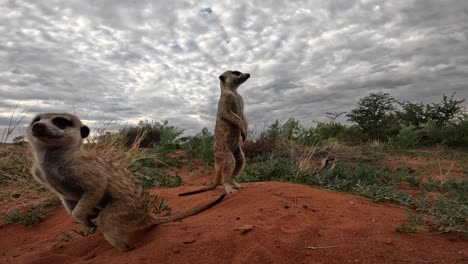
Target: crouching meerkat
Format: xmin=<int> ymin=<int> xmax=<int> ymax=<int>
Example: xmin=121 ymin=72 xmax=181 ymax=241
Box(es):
xmin=180 ymin=70 xmax=250 ymax=196
xmin=26 ymin=113 xmax=225 ymax=251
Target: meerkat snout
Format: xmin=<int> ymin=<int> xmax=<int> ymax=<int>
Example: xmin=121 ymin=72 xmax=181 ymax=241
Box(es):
xmin=31 ymin=122 xmax=47 ymax=136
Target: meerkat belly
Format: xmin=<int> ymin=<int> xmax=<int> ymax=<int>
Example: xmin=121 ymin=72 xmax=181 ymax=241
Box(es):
xmin=215 ymin=122 xmax=240 ymax=151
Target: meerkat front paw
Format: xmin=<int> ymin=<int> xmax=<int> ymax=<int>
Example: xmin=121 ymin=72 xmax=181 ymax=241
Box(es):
xmin=73 ymin=211 xmax=96 ymax=228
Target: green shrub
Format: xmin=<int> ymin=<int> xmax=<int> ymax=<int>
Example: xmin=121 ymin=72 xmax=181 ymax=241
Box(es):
xmin=243 ymin=136 xmax=277 ymax=159
xmin=313 ymin=123 xmax=346 ymax=142
xmin=340 ymin=125 xmax=366 ymax=144
xmin=423 ymin=197 xmax=468 ymax=236
xmin=154 ymin=123 xmax=184 ymax=154
xmin=183 ymin=128 xmax=215 ymax=164
xmin=129 ymin=158 xmax=182 ymax=188
xmin=102 ymin=120 xmax=183 ymax=149
xmin=242 ymin=156 xmax=297 ymax=183
xmin=389 ymin=126 xmax=421 ymax=148
xmin=423 ymin=120 xmax=468 ymax=147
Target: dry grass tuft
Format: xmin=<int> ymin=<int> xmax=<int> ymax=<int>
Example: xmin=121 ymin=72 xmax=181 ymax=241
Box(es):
xmin=0 ymin=144 xmax=56 ymax=213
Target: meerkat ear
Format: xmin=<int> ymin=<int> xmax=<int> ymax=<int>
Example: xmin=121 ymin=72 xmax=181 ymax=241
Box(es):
xmin=80 ymin=126 xmax=90 ymax=138
xmin=219 ymin=75 xmax=225 ymax=82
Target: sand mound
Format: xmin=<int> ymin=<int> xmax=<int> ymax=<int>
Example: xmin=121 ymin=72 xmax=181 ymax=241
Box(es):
xmin=1 ymin=182 xmax=467 ymax=264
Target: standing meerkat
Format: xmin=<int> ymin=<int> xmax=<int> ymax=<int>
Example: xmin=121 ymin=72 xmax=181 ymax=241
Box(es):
xmin=180 ymin=70 xmax=250 ymax=196
xmin=26 ymin=113 xmax=225 ymax=251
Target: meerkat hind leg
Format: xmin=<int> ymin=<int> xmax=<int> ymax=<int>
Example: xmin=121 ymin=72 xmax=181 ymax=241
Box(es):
xmin=221 ymin=153 xmax=237 ymax=194
xmin=96 ymin=202 xmax=136 ymax=252
xmin=231 ymin=148 xmax=246 ymax=189
xmin=102 ymin=226 xmax=134 ymax=252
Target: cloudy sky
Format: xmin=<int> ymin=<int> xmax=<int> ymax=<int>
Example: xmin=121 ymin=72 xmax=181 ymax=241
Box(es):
xmin=1 ymin=0 xmax=468 ymax=140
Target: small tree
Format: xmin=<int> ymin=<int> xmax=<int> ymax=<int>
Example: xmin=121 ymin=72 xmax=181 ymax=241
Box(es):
xmin=264 ymin=118 xmax=303 ymax=141
xmin=396 ymin=101 xmax=427 ymax=129
xmin=347 ymin=92 xmax=397 ymax=140
xmin=425 ymin=93 xmax=465 ymax=126
xmin=324 ymin=111 xmax=347 ymax=124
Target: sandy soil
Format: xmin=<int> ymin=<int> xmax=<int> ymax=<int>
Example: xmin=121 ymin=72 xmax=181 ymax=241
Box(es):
xmin=1 ymin=181 xmax=467 ymax=264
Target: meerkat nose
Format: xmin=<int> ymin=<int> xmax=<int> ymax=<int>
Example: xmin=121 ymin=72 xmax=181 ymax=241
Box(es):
xmin=245 ymin=73 xmax=250 ymax=78
xmin=32 ymin=122 xmax=46 ymax=130
xmin=32 ymin=123 xmax=47 ymax=133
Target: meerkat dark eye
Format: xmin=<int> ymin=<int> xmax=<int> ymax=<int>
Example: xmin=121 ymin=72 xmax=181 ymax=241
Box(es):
xmin=232 ymin=71 xmax=241 ymax=76
xmin=52 ymin=117 xmax=73 ymax=129
xmin=31 ymin=116 xmax=41 ymax=124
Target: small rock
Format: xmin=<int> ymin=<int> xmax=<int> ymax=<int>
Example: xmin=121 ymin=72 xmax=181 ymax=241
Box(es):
xmin=182 ymin=238 xmax=197 ymax=244
xmin=283 ymin=205 xmax=290 ymax=209
xmin=236 ymin=217 xmax=240 ymax=220
xmin=459 ymin=248 xmax=468 ymax=257
xmin=235 ymin=224 xmax=254 ymax=234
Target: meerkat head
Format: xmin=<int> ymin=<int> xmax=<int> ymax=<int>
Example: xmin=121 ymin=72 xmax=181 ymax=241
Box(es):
xmin=219 ymin=70 xmax=250 ymax=90
xmin=26 ymin=113 xmax=90 ymax=150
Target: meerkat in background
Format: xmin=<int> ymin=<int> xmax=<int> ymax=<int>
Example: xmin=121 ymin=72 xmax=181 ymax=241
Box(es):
xmin=319 ymin=156 xmax=336 ymax=171
xmin=26 ymin=113 xmax=225 ymax=251
xmin=180 ymin=70 xmax=250 ymax=196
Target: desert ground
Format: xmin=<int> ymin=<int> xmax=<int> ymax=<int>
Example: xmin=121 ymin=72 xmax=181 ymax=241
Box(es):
xmin=1 ymin=150 xmax=467 ymax=264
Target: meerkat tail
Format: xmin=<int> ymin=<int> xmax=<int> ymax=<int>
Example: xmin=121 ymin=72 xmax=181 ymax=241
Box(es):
xmin=178 ymin=170 xmax=222 ymax=196
xmin=178 ymin=186 xmax=217 ymax=196
xmin=147 ymin=194 xmax=226 ymax=225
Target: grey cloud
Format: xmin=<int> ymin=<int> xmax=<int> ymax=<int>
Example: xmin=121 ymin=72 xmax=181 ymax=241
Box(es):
xmin=1 ymin=0 xmax=467 ymax=142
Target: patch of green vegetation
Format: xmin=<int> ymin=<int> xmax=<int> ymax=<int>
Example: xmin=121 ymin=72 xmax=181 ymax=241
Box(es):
xmin=389 ymin=126 xmax=421 ymax=149
xmin=59 ymin=226 xmax=98 ymax=243
xmin=241 ymin=153 xmax=467 ymax=238
xmin=2 ymin=206 xmax=45 ymax=226
xmin=71 ymin=226 xmax=98 ymax=237
xmin=423 ymin=197 xmax=468 ymax=235
xmin=358 ymin=145 xmax=387 ymax=163
xmin=419 ymin=162 xmax=437 ymax=170
xmin=182 ymin=128 xmax=214 ymax=165
xmin=396 ymin=210 xmax=427 ymax=233
xmin=422 ymin=177 xmax=468 ymax=198
xmin=405 ymin=174 xmax=423 ymax=187
xmin=242 ymin=155 xmax=297 ymax=183
xmin=150 ymin=194 xmax=172 ymax=216
xmin=129 ymin=158 xmax=182 ymax=189
xmin=134 ymin=169 xmax=182 ymax=189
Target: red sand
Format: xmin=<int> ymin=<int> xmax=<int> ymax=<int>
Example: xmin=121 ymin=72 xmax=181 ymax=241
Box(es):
xmin=1 ymin=182 xmax=467 ymax=264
